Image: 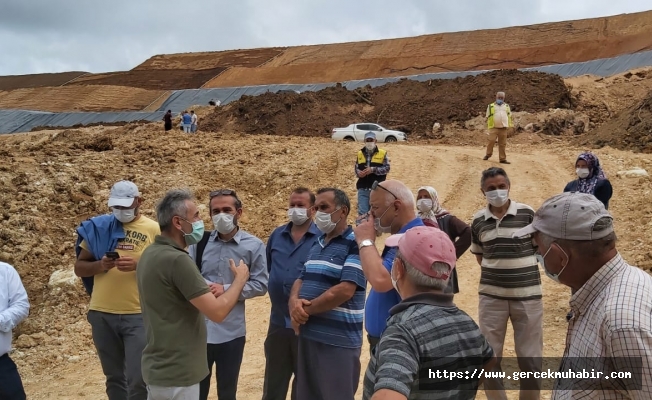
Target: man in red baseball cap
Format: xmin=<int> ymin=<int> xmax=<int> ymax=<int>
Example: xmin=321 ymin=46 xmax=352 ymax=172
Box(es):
xmin=362 ymin=226 xmax=496 ymax=400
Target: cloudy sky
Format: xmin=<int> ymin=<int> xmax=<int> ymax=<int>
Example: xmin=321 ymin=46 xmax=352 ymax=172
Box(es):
xmin=0 ymin=0 xmax=649 ymax=76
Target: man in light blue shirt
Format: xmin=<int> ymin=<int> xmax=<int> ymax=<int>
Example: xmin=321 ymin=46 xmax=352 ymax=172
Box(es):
xmin=188 ymin=189 xmax=268 ymax=400
xmin=262 ymin=188 xmax=320 ymax=400
xmin=0 ymin=262 xmax=30 ymax=400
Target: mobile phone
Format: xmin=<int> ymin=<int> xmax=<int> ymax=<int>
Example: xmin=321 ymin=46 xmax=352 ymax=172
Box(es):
xmin=105 ymin=251 xmax=120 ymax=260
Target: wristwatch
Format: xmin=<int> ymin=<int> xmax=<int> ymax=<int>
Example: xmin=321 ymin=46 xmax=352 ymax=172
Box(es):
xmin=358 ymin=239 xmax=375 ymax=249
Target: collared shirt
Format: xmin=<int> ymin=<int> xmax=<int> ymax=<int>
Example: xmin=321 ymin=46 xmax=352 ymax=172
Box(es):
xmin=363 ymin=292 xmax=494 ymax=400
xmin=298 ymin=226 xmax=367 ymax=348
xmin=266 ymin=221 xmax=320 ymax=328
xmin=470 ymin=200 xmax=542 ymax=300
xmin=552 ymin=254 xmax=652 ymax=400
xmin=0 ymin=262 xmax=29 ymax=357
xmin=365 ymin=217 xmax=424 ymax=337
xmin=188 ymin=228 xmax=268 ymax=344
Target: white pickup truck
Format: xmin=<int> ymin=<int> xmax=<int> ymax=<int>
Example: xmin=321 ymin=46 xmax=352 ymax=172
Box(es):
xmin=331 ymin=123 xmax=407 ymax=143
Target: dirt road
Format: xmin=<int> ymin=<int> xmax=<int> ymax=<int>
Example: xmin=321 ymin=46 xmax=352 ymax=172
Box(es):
xmin=17 ymin=138 xmax=652 ymax=400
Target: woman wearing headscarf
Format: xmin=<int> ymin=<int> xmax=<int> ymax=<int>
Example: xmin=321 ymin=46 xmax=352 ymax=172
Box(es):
xmin=563 ymin=151 xmax=613 ymax=209
xmin=416 ymin=186 xmax=472 ymax=294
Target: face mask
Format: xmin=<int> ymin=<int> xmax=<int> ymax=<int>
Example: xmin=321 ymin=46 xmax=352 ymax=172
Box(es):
xmin=485 ymin=189 xmax=509 ymax=207
xmin=576 ymin=168 xmax=590 ymax=179
xmin=416 ymin=199 xmax=433 ymax=213
xmin=390 ymin=261 xmax=401 ymax=296
xmin=212 ymin=213 xmax=236 ymax=234
xmin=496 ymin=99 xmax=504 ymax=105
xmin=113 ymin=208 xmax=136 ymax=223
xmin=288 ymin=207 xmax=309 ymax=225
xmin=365 ymin=143 xmax=375 ymax=152
xmin=314 ymin=209 xmax=341 ymax=234
xmin=374 ymin=206 xmax=393 ymax=234
xmin=181 ymin=220 xmax=205 ymax=246
xmin=537 ymin=244 xmax=569 ymax=283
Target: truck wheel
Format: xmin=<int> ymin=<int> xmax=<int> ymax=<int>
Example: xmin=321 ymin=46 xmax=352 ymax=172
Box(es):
xmin=344 ymin=136 xmax=355 ymax=141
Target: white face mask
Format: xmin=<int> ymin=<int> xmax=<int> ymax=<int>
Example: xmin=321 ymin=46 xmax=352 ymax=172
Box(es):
xmin=576 ymin=168 xmax=590 ymax=179
xmin=314 ymin=209 xmax=340 ymax=234
xmin=373 ymin=206 xmax=393 ymax=234
xmin=416 ymin=199 xmax=433 ymax=213
xmin=390 ymin=262 xmax=401 ymax=296
xmin=537 ymin=243 xmax=569 ymax=284
xmin=212 ymin=213 xmax=236 ymax=234
xmin=485 ymin=189 xmax=509 ymax=207
xmin=113 ymin=208 xmax=136 ymax=223
xmin=288 ymin=207 xmax=309 ymax=226
xmin=365 ymin=143 xmax=376 ymax=152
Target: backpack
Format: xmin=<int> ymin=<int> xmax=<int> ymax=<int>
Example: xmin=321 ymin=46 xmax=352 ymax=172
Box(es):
xmin=194 ymin=231 xmax=213 ymax=272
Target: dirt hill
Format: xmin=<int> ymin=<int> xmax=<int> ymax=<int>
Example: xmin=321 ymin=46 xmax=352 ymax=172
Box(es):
xmin=201 ymin=69 xmax=572 ymax=137
xmin=0 ymin=72 xmax=87 ymax=91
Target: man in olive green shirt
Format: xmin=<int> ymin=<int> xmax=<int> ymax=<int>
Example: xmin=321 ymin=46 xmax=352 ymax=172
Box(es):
xmin=137 ymin=189 xmax=250 ymax=400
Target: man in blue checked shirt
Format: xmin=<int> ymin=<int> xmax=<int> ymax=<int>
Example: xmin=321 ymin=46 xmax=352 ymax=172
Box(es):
xmin=289 ymin=188 xmax=367 ymax=400
xmin=262 ymin=187 xmax=320 ymax=400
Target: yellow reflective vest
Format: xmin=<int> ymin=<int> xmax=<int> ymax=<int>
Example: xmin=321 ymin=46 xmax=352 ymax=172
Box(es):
xmin=486 ymin=102 xmax=513 ymax=129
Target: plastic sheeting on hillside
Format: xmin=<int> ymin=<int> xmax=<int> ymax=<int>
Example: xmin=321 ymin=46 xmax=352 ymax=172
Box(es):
xmin=156 ymin=49 xmax=652 ymax=113
xmin=0 ymin=109 xmax=165 ymax=134
xmin=3 ymin=49 xmax=652 ymax=134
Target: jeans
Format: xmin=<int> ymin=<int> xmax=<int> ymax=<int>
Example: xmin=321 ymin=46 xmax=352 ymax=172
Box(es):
xmin=0 ymin=353 xmax=26 ymax=400
xmin=87 ymin=310 xmax=148 ymax=400
xmin=199 ymin=336 xmax=246 ymax=400
xmin=357 ymin=189 xmax=371 ymax=217
xmin=147 ymin=384 xmax=199 ymax=400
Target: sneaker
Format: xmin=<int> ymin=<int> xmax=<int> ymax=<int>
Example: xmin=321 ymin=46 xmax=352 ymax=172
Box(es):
xmin=500 ymin=160 xmax=511 ymax=164
xmin=483 ymin=156 xmax=490 ymax=160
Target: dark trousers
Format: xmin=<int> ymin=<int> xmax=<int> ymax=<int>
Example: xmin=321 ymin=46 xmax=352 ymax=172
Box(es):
xmin=367 ymin=334 xmax=380 ymax=358
xmin=262 ymin=324 xmax=298 ymax=400
xmin=87 ymin=310 xmax=147 ymax=400
xmin=296 ymin=336 xmax=361 ymax=400
xmin=0 ymin=353 xmax=26 ymax=400
xmin=199 ymin=336 xmax=246 ymax=400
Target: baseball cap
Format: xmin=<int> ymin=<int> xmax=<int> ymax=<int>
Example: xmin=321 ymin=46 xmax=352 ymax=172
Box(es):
xmin=513 ymin=192 xmax=613 ymax=240
xmin=364 ymin=132 xmax=376 ymax=141
xmin=108 ymin=181 xmax=140 ymax=208
xmin=384 ymin=226 xmax=457 ymax=280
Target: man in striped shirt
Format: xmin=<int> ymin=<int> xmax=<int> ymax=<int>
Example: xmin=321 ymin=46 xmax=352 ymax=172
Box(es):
xmin=363 ymin=226 xmax=496 ymax=400
xmin=470 ymin=167 xmax=543 ymax=400
xmin=289 ymin=188 xmax=367 ymax=400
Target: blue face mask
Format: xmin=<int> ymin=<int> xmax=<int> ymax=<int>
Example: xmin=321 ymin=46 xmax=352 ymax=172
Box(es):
xmin=496 ymin=99 xmax=504 ymax=105
xmin=180 ymin=218 xmax=205 ymax=245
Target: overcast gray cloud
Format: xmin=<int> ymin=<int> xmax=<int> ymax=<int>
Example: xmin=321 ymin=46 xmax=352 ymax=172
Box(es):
xmin=0 ymin=0 xmax=649 ymax=75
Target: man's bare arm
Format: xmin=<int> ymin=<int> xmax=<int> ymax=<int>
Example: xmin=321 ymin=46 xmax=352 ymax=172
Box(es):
xmin=74 ymin=248 xmax=113 ymax=277
xmin=359 ymin=246 xmax=392 ymax=292
xmin=371 ymin=390 xmax=407 ymax=400
xmin=475 ymin=254 xmax=483 ymax=266
xmin=190 ymin=276 xmax=247 ymax=323
xmin=304 ymin=282 xmax=357 ymax=316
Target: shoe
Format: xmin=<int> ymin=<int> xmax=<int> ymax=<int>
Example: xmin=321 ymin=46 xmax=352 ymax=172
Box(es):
xmin=500 ymin=160 xmax=511 ymax=164
xmin=483 ymin=156 xmax=490 ymax=160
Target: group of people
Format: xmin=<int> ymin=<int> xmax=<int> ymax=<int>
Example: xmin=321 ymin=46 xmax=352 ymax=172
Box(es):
xmin=163 ymin=110 xmax=199 ymax=133
xmin=0 ymin=127 xmax=639 ymax=400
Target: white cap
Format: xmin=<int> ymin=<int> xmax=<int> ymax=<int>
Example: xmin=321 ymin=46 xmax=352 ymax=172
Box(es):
xmin=108 ymin=181 xmax=139 ymax=207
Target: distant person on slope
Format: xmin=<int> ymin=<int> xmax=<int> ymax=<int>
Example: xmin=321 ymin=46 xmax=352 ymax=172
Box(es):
xmin=163 ymin=110 xmax=172 ymax=132
xmin=182 ymin=111 xmax=192 ymax=133
xmin=355 ymin=132 xmax=390 ymax=219
xmin=191 ymin=110 xmax=198 ymax=133
xmin=416 ymin=185 xmax=472 ymax=294
xmin=563 ymin=151 xmax=613 ymax=210
xmin=483 ymin=91 xmax=513 ymax=164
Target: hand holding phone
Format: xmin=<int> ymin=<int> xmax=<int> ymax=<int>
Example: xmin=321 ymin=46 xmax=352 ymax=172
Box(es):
xmin=105 ymin=251 xmax=120 ymax=260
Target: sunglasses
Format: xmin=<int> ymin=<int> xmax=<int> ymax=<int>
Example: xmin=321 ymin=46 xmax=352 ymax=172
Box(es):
xmin=371 ymin=181 xmax=397 ymax=199
xmin=210 ymin=189 xmax=239 ymax=200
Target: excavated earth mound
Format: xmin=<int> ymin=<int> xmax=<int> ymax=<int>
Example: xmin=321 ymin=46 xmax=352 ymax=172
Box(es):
xmin=583 ymin=89 xmax=652 ymax=153
xmin=0 ymin=72 xmax=87 ymax=91
xmin=201 ymin=70 xmax=572 ymax=137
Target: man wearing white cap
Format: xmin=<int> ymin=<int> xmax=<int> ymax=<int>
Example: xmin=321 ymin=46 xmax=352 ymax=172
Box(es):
xmin=74 ymin=180 xmax=160 ymax=400
xmin=513 ymin=192 xmax=652 ymax=399
xmin=363 ymin=226 xmax=496 ymax=399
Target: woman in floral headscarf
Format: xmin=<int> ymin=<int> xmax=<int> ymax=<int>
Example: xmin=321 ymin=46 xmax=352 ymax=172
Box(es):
xmin=563 ymin=151 xmax=613 ymax=209
xmin=415 ymin=186 xmax=472 ymax=294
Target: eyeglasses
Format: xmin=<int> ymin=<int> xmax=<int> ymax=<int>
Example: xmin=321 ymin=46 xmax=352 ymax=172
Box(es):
xmin=210 ymin=189 xmax=238 ymax=199
xmin=372 ymin=181 xmax=397 ymax=199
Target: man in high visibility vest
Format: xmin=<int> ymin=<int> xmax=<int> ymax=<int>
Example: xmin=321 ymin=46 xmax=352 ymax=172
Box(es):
xmin=483 ymin=92 xmax=513 ymax=164
xmin=355 ymin=132 xmax=390 ymax=218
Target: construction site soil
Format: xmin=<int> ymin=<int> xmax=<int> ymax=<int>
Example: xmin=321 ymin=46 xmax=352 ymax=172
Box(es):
xmin=3 ymin=124 xmax=652 ymax=400
xmin=201 ymin=70 xmax=572 ymax=137
xmin=0 ymin=72 xmax=87 ymax=91
xmin=64 ymin=68 xmax=226 ymax=90
xmin=133 ymin=47 xmax=287 ymax=70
